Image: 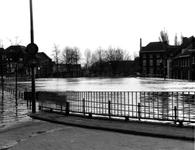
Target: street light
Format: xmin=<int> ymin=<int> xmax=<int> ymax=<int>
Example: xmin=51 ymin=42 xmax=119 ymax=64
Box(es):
xmin=28 ymin=0 xmax=38 ymax=113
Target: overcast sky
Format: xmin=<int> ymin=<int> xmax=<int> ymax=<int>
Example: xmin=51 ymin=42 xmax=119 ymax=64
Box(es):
xmin=0 ymin=0 xmax=195 ymax=60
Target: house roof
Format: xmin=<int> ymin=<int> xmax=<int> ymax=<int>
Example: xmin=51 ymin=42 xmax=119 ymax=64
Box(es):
xmin=0 ymin=48 xmax=4 ymax=54
xmin=140 ymin=42 xmax=166 ymax=52
xmin=173 ymin=41 xmax=195 ymax=59
xmin=172 ymin=36 xmax=195 ymax=57
xmin=37 ymin=52 xmax=52 ymax=61
xmin=5 ymin=45 xmax=26 ymax=54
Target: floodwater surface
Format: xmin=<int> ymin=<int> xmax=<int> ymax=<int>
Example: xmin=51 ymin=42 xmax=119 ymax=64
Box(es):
xmin=34 ymin=77 xmax=195 ymax=92
xmin=1 ymin=77 xmax=195 ymax=129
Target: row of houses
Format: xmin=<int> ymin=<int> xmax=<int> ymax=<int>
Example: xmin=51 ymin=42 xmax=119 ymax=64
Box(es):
xmin=4 ymin=36 xmax=194 ymax=80
xmin=0 ymin=44 xmax=141 ymax=78
xmin=89 ymin=59 xmax=139 ymax=77
xmin=0 ymin=45 xmax=82 ymax=78
xmin=139 ymin=36 xmax=195 ymax=80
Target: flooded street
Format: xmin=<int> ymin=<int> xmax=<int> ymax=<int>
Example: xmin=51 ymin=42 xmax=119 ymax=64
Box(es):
xmin=1 ymin=77 xmax=195 ymax=129
xmin=34 ymin=77 xmax=195 ymax=92
xmin=0 ymin=91 xmax=32 ymax=130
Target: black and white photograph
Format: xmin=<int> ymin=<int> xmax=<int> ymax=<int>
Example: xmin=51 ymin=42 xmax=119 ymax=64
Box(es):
xmin=0 ymin=0 xmax=194 ymax=149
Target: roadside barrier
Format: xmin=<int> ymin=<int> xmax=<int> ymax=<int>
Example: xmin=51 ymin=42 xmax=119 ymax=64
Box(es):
xmin=36 ymin=91 xmax=195 ymax=124
xmin=3 ymin=86 xmax=25 ymax=100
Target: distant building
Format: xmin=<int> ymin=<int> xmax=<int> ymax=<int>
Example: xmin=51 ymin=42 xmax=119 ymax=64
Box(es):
xmin=172 ymin=40 xmax=195 ymax=80
xmin=139 ymin=36 xmax=195 ymax=79
xmin=0 ymin=48 xmax=5 ymax=77
xmin=4 ymin=45 xmax=54 ymax=78
xmin=139 ymin=41 xmax=167 ymax=77
xmin=4 ymin=45 xmax=27 ymax=76
xmin=53 ymin=63 xmax=82 ymax=77
xmin=90 ymin=60 xmax=137 ymax=77
xmin=36 ymin=52 xmax=53 ymax=78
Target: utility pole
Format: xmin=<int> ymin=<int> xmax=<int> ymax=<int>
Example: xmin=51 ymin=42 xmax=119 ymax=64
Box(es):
xmin=29 ymin=0 xmax=36 ymax=113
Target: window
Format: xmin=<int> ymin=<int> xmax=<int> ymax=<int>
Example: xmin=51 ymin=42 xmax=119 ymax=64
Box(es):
xmin=143 ymin=60 xmax=146 ymax=66
xmin=142 ymin=67 xmax=147 ymax=74
xmin=156 ymin=54 xmax=160 ymax=58
xmin=142 ymin=54 xmax=146 ymax=58
xmin=149 ymin=68 xmax=153 ymax=74
xmin=192 ymin=56 xmax=195 ymax=64
xmin=156 ymin=59 xmax=160 ymax=66
xmin=149 ymin=60 xmax=153 ymax=66
xmin=149 ymin=54 xmax=153 ymax=58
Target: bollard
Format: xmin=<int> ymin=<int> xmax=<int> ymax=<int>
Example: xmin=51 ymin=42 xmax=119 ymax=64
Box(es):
xmin=125 ymin=116 xmax=129 ymax=121
xmin=108 ymin=100 xmax=111 ymax=118
xmin=88 ymin=113 xmax=92 ymax=118
xmin=174 ymin=106 xmax=177 ymax=119
xmin=66 ymin=101 xmax=70 ymax=116
xmin=83 ymin=98 xmax=85 ymax=115
xmin=138 ymin=103 xmax=141 ymax=121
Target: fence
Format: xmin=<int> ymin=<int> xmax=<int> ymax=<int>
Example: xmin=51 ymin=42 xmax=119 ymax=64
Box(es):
xmin=37 ymin=91 xmax=195 ymax=124
xmin=3 ymin=86 xmax=25 ymax=99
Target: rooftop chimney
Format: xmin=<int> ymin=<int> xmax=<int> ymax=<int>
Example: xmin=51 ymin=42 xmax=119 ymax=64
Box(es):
xmin=182 ymin=37 xmax=188 ymax=45
xmin=140 ymin=38 xmax=142 ymax=50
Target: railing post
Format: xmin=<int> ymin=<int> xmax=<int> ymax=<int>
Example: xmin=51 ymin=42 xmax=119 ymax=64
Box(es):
xmin=83 ymin=98 xmax=85 ymax=115
xmin=66 ymin=101 xmax=70 ymax=116
xmin=138 ymin=103 xmax=141 ymax=121
xmin=60 ymin=97 xmax=63 ymax=112
xmin=174 ymin=106 xmax=177 ymax=124
xmin=108 ymin=100 xmax=111 ymax=118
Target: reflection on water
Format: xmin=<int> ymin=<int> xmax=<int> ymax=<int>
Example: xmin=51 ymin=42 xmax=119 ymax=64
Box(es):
xmin=0 ymin=91 xmax=31 ymax=130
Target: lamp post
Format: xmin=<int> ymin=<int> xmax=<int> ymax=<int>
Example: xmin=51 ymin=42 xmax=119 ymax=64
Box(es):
xmin=28 ymin=0 xmax=38 ymax=113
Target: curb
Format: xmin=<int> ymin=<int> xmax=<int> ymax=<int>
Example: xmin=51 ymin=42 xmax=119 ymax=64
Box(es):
xmin=29 ymin=114 xmax=194 ymax=141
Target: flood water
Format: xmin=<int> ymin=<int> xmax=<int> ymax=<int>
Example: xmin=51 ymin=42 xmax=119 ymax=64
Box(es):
xmin=34 ymin=77 xmax=195 ymax=92
xmin=1 ymin=77 xmax=195 ymax=129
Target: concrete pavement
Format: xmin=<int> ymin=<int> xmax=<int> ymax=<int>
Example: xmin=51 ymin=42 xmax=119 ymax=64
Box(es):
xmin=0 ymin=118 xmax=194 ymax=150
xmin=29 ymin=111 xmax=194 ymax=141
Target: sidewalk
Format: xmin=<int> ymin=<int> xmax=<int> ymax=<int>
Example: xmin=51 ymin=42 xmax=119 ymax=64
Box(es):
xmin=29 ymin=111 xmax=194 ymax=141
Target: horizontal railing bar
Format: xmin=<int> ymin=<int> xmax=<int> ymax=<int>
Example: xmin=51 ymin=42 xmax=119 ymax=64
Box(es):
xmin=37 ymin=91 xmax=195 ymax=124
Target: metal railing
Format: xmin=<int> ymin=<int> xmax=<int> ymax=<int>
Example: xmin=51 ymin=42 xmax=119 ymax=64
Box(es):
xmin=37 ymin=91 xmax=195 ymax=123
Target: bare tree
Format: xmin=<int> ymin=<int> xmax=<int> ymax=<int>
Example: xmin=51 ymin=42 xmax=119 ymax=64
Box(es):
xmin=174 ymin=33 xmax=181 ymax=45
xmin=105 ymin=46 xmax=131 ymax=61
xmin=105 ymin=46 xmax=116 ymax=61
xmin=52 ymin=44 xmax=61 ymax=74
xmin=84 ymin=48 xmax=92 ymax=68
xmin=133 ymin=51 xmax=139 ymax=60
xmin=73 ymin=47 xmax=81 ymax=64
xmin=62 ymin=46 xmax=72 ymax=64
xmin=159 ymin=28 xmax=169 ymax=44
xmin=91 ymin=47 xmax=106 ymax=75
xmin=61 ymin=46 xmax=81 ymax=65
xmin=91 ymin=47 xmax=106 ymax=64
xmin=7 ymin=36 xmax=22 ymax=45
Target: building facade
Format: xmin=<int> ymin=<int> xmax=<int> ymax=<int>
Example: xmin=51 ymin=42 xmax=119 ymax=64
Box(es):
xmin=36 ymin=52 xmax=53 ymax=78
xmin=140 ymin=36 xmax=195 ymax=80
xmin=139 ymin=41 xmax=166 ymax=77
xmin=172 ymin=43 xmax=195 ymax=80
